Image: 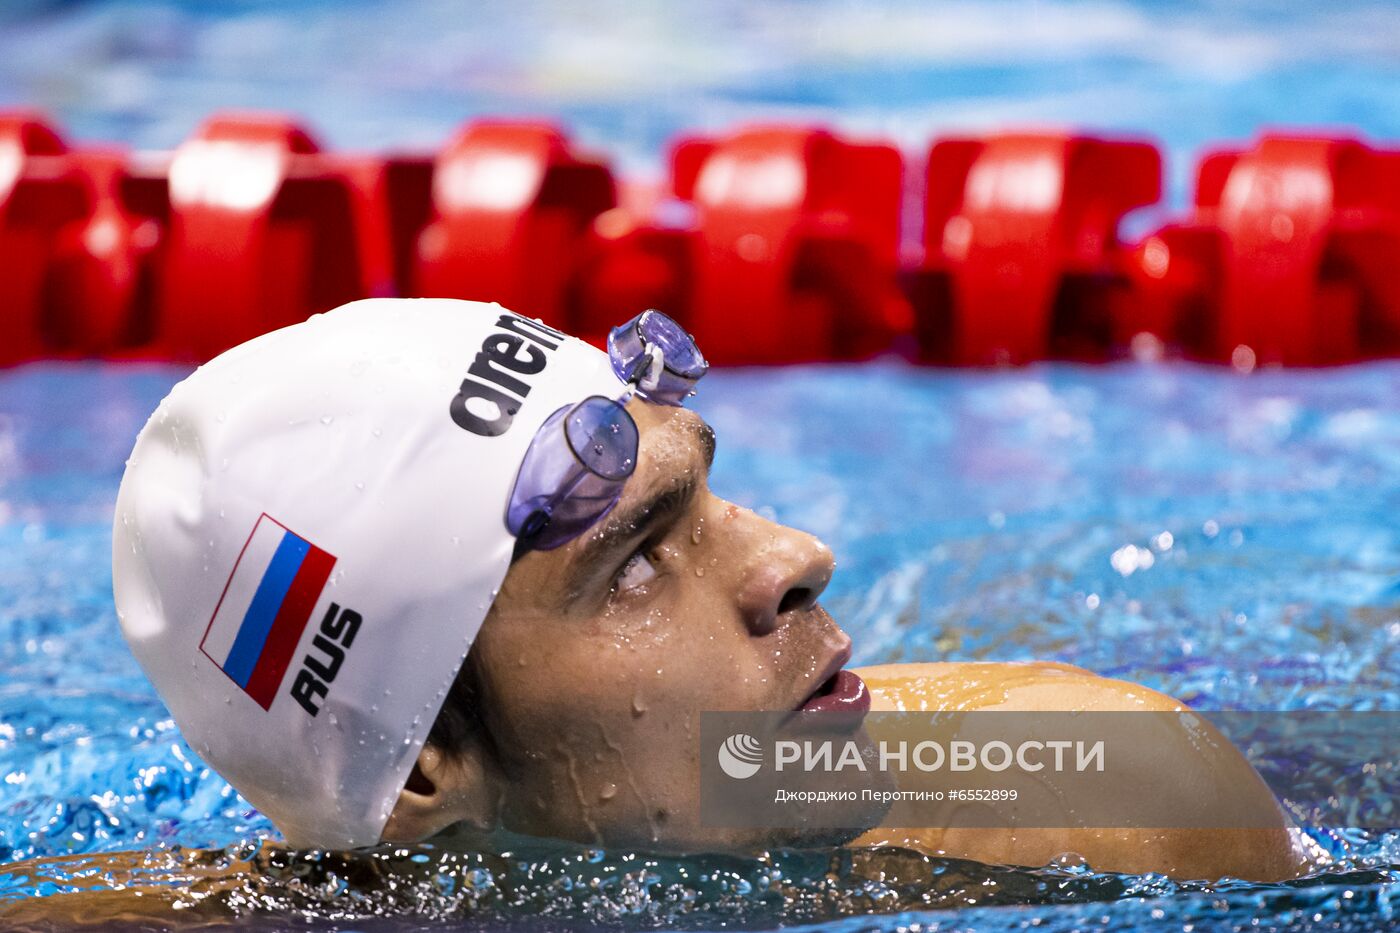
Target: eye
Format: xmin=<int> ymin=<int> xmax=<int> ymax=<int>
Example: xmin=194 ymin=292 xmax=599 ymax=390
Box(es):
xmin=613 ymin=548 xmax=658 ymax=593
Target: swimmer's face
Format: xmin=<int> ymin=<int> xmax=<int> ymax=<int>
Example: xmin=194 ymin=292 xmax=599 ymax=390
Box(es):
xmin=396 ymin=402 xmax=856 ymax=851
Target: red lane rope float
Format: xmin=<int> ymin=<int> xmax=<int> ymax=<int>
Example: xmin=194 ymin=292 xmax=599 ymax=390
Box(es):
xmin=4 ymin=109 xmax=1400 ymax=367
xmin=669 ymin=126 xmax=907 ymax=365
xmin=578 ymin=125 xmax=907 ymax=364
xmin=913 ymin=133 xmax=1160 ymax=365
xmin=1127 ymin=135 xmax=1400 ymax=366
xmin=161 ymin=114 xmax=385 ymax=360
xmin=412 ymin=121 xmax=615 ymax=328
xmin=0 ymin=113 xmax=169 ymax=365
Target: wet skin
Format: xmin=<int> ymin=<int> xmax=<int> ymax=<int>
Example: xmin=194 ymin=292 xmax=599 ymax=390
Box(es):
xmin=853 ymin=663 xmax=1312 ymax=880
xmin=384 ymin=401 xmax=1310 ymax=880
xmin=387 ymin=400 xmax=859 ymax=851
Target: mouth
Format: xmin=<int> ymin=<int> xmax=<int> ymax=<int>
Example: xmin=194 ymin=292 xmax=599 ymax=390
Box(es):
xmin=795 ymin=643 xmax=871 ymax=716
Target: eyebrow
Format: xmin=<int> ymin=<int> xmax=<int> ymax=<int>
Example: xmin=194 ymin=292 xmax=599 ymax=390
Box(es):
xmin=558 ymin=419 xmax=714 ymax=602
xmin=557 ymin=475 xmax=697 ymax=603
xmin=696 ymin=420 xmax=717 ymax=470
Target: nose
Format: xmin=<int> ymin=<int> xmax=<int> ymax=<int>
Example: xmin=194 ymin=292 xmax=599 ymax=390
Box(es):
xmin=730 ymin=507 xmax=835 ymax=636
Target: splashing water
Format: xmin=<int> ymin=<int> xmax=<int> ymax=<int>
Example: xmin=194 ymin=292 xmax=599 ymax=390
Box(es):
xmin=2 ymin=841 xmax=1397 ymax=930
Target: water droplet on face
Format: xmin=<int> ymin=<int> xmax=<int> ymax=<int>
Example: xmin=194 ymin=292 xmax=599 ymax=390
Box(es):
xmin=598 ymin=782 xmax=618 ymax=801
xmin=694 ymin=566 xmax=705 ymax=577
xmin=690 ymin=519 xmax=704 ymax=545
xmin=632 ymin=694 xmax=647 ymax=716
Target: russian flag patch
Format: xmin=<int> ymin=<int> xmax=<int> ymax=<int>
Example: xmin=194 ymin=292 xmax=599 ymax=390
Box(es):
xmin=200 ymin=514 xmax=337 ymax=710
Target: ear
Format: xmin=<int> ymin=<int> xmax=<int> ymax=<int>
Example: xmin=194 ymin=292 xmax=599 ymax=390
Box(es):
xmin=381 ymin=742 xmax=502 ymax=843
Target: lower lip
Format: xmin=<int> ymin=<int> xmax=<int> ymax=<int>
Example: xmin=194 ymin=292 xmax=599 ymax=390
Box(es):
xmin=798 ymin=669 xmax=871 ymax=715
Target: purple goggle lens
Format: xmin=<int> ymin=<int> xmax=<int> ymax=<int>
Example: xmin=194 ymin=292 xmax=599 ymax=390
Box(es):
xmin=607 ymin=309 xmax=708 ymax=405
xmin=506 ymin=396 xmax=639 ymax=550
xmin=506 ymin=310 xmax=705 ymax=552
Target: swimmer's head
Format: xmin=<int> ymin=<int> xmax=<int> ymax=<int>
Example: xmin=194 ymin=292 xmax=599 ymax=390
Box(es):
xmin=114 ymin=299 xmax=856 ymax=852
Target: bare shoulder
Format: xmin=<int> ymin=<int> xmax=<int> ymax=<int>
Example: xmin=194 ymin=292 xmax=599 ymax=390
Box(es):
xmin=855 ymin=660 xmax=1185 ymax=713
xmin=851 ymin=661 xmax=1310 ymax=880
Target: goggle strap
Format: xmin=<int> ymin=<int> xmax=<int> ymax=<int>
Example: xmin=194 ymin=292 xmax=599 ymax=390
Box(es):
xmin=638 ymin=344 xmax=665 ymax=393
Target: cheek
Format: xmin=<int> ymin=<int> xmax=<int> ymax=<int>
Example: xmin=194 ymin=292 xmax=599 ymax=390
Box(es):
xmin=478 ymin=512 xmax=789 ymax=739
xmin=622 ymin=573 xmax=785 ymax=706
xmin=597 ymin=599 xmax=679 ymax=650
xmin=479 ymin=608 xmax=683 ymax=741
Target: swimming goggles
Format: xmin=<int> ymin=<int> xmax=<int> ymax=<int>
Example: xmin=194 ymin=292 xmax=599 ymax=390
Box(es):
xmin=505 ymin=309 xmax=708 ymax=553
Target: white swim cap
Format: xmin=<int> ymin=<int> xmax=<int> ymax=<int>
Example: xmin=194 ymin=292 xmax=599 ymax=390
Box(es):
xmin=113 ymin=298 xmax=624 ymax=849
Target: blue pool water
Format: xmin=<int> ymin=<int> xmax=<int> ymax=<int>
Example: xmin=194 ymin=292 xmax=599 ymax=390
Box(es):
xmin=1 ymin=360 xmax=1397 ymax=929
xmin=5 ymin=1 xmax=1400 ymax=208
